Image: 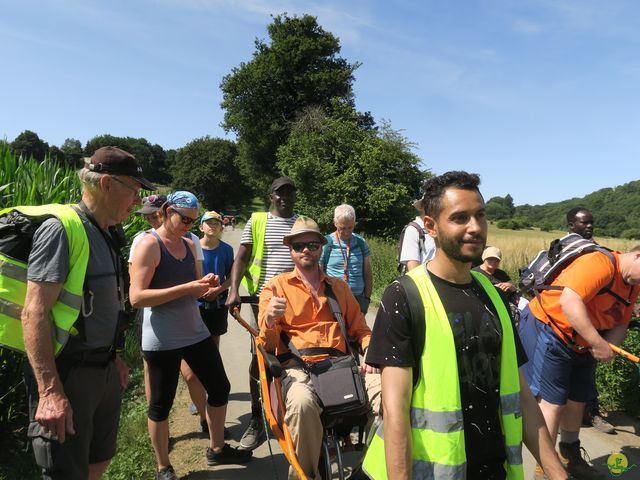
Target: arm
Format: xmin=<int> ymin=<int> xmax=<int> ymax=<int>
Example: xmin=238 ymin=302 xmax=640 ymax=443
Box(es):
xmin=22 ymin=281 xmax=75 ymax=443
xmin=559 ymin=287 xmax=614 ymax=361
xmin=129 ymin=235 xmax=212 ymax=308
xmin=363 ymin=255 xmax=373 ymax=299
xmin=225 ymin=243 xmax=252 ymax=308
xmin=381 ymin=366 xmax=413 ymax=479
xmin=519 ymin=371 xmax=568 ymax=480
xmin=258 ymin=281 xmax=285 ymax=352
xmin=406 ymin=260 xmax=421 ymax=272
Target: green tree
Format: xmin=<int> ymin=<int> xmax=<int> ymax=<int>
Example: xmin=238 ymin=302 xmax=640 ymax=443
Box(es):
xmin=11 ymin=130 xmax=49 ymax=161
xmin=220 ymin=14 xmax=360 ymax=192
xmin=486 ymin=194 xmax=515 ymax=220
xmin=48 ymin=145 xmax=65 ymax=163
xmin=61 ymin=138 xmax=84 ymax=167
xmin=84 ymin=135 xmax=170 ymax=184
xmin=170 ymin=137 xmax=252 ymax=211
xmin=276 ymin=102 xmax=425 ymax=238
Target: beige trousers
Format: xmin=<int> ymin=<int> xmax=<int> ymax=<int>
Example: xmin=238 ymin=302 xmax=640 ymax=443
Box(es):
xmin=281 ymin=364 xmax=381 ymax=480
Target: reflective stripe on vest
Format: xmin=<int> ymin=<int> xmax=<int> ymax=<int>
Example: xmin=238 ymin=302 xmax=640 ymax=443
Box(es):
xmin=0 ymin=204 xmax=89 ymax=356
xmin=363 ymin=267 xmax=524 ymax=480
xmin=241 ymin=211 xmax=267 ymax=295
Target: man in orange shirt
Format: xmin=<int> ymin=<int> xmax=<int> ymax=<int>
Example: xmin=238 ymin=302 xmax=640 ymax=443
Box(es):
xmin=520 ymin=249 xmax=640 ymax=479
xmin=259 ymin=216 xmax=381 ymax=480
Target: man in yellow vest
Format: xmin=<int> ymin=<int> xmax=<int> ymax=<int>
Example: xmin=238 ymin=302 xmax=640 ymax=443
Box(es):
xmin=20 ymin=147 xmax=155 ymax=480
xmin=362 ymin=171 xmax=567 ymax=479
xmin=226 ymin=176 xmax=298 ymax=450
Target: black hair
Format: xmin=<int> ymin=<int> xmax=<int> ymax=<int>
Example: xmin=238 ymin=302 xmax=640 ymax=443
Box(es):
xmin=566 ymin=206 xmax=591 ymax=224
xmin=419 ymin=171 xmax=482 ymax=218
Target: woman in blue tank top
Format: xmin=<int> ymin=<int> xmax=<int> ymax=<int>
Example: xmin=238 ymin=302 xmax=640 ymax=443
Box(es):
xmin=130 ymin=191 xmax=251 ymax=479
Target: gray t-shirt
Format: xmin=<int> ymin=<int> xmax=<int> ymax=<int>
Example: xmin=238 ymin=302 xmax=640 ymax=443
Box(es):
xmin=27 ymin=211 xmax=123 ymax=351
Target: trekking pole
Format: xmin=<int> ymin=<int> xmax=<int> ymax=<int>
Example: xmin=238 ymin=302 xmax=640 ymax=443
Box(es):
xmin=609 ymin=343 xmax=640 ymax=363
xmin=230 ymin=305 xmax=259 ymax=337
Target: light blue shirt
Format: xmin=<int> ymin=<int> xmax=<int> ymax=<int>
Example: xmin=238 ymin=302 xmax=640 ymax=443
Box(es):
xmin=320 ymin=232 xmax=370 ymax=296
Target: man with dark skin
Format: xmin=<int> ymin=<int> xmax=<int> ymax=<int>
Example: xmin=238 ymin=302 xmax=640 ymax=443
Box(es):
xmin=226 ymin=177 xmax=298 ymax=450
xmin=566 ymin=207 xmax=615 ymax=434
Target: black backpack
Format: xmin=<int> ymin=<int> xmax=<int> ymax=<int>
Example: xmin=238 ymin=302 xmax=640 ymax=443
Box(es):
xmin=397 ymin=221 xmax=425 ymax=275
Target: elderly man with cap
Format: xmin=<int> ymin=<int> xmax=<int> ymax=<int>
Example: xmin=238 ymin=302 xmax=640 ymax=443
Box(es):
xmin=258 ymin=216 xmax=381 ymax=480
xmin=20 ymin=146 xmax=155 ymax=479
xmin=226 ymin=176 xmax=298 ymax=450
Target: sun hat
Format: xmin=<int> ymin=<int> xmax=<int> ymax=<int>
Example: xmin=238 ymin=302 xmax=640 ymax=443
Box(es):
xmin=200 ymin=211 xmax=223 ymax=225
xmin=136 ymin=194 xmax=167 ymax=215
xmin=166 ymin=191 xmax=199 ymax=209
xmin=482 ymin=246 xmax=502 ymax=262
xmin=270 ymin=176 xmax=296 ymax=192
xmin=85 ymin=146 xmax=156 ymax=190
xmin=283 ymin=216 xmax=327 ymax=246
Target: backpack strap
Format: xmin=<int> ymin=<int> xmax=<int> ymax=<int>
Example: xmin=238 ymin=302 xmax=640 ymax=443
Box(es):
xmin=397 ymin=275 xmax=425 ymax=388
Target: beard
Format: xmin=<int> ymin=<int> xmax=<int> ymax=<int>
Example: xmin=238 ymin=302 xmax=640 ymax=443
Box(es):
xmin=439 ymin=234 xmax=485 ymax=264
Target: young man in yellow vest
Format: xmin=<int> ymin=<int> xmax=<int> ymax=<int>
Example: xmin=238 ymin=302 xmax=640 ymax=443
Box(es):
xmin=363 ymin=171 xmax=567 ymax=480
xmin=226 ymin=176 xmax=298 ymax=449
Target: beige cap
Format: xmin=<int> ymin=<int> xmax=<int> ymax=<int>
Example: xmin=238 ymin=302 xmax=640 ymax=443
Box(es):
xmin=283 ymin=216 xmax=328 ymax=246
xmin=482 ymin=246 xmax=502 ymax=261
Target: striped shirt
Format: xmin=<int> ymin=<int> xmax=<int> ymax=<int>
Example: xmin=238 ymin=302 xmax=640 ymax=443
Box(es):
xmin=241 ymin=212 xmax=298 ymax=294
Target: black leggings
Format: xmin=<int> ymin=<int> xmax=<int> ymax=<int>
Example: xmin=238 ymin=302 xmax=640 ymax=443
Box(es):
xmin=143 ymin=337 xmax=230 ymax=421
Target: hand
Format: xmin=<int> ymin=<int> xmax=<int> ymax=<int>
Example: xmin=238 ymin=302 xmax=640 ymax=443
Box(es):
xmin=115 ymin=354 xmax=129 ymax=392
xmin=265 ymin=296 xmax=287 ymax=328
xmin=202 ymin=273 xmax=220 ymax=287
xmin=590 ymin=338 xmax=614 ymax=362
xmin=361 ymin=349 xmax=380 ymax=374
xmin=189 ymin=278 xmax=213 ymax=298
xmin=202 ymin=286 xmax=221 ymax=301
xmin=495 ymin=282 xmax=516 ymax=292
xmin=35 ymin=389 xmax=75 ymax=443
xmin=225 ymin=288 xmax=240 ymax=310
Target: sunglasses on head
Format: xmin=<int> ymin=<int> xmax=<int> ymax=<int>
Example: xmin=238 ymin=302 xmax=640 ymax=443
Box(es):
xmin=170 ymin=208 xmax=197 ymax=225
xmin=143 ymin=194 xmax=159 ymax=204
xmin=290 ymin=241 xmax=322 ymax=252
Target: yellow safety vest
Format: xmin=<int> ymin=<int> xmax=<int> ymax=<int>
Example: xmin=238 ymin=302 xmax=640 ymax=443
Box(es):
xmin=241 ymin=212 xmax=267 ymax=294
xmin=0 ymin=204 xmax=89 ymax=356
xmin=363 ymin=267 xmax=524 ymax=480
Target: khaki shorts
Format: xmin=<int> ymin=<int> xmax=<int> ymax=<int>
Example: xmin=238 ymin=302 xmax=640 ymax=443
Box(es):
xmin=25 ymin=359 xmax=122 ymax=480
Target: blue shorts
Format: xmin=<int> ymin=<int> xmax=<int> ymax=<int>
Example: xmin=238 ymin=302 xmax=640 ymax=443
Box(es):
xmin=518 ymin=306 xmax=596 ymax=405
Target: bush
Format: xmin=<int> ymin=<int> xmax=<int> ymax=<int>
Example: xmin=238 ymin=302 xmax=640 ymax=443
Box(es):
xmin=368 ymin=236 xmax=398 ymax=303
xmin=596 ymin=328 xmax=640 ymax=417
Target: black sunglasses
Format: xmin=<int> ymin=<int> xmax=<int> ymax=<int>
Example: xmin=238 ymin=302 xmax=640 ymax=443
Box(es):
xmin=170 ymin=208 xmax=197 ymax=225
xmin=291 ymin=241 xmax=322 ymax=252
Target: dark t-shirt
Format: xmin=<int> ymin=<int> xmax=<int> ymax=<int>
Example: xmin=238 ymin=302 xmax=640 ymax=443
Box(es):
xmin=367 ymin=270 xmax=527 ymax=480
xmin=472 ymin=266 xmax=518 ymax=306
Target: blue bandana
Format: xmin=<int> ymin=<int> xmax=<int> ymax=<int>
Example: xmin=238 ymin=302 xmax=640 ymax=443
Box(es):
xmin=167 ymin=191 xmax=199 ymax=209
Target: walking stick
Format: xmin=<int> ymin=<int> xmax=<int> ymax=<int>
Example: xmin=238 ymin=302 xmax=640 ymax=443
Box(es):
xmin=609 ymin=343 xmax=640 ymax=363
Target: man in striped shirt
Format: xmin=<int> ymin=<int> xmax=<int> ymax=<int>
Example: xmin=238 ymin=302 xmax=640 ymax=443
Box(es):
xmin=227 ymin=176 xmax=298 ymax=450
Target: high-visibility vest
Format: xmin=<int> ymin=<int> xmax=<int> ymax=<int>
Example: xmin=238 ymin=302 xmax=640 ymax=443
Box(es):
xmin=241 ymin=212 xmax=267 ymax=294
xmin=0 ymin=204 xmax=89 ymax=356
xmin=363 ymin=267 xmax=524 ymax=480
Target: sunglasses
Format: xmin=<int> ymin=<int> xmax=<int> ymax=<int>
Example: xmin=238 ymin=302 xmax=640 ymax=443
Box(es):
xmin=143 ymin=194 xmax=160 ymax=204
xmin=290 ymin=241 xmax=323 ymax=252
xmin=170 ymin=208 xmax=198 ymax=225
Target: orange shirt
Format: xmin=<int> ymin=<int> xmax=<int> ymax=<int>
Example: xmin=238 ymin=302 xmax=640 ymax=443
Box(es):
xmin=258 ymin=269 xmax=371 ymax=363
xmin=529 ymin=251 xmax=639 ymax=347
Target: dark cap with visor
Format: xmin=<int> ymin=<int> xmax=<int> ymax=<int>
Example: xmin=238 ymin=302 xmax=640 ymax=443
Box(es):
xmin=85 ymin=146 xmax=157 ymax=190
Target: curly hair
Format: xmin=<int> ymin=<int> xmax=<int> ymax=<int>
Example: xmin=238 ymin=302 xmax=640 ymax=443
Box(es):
xmin=418 ymin=171 xmax=482 ymax=218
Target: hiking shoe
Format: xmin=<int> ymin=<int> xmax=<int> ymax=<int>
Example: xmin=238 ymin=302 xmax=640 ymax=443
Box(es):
xmin=584 ymin=411 xmax=615 ymax=434
xmin=156 ymin=465 xmax=178 ymax=480
xmin=239 ymin=417 xmax=265 ymax=450
xmin=559 ymin=441 xmax=607 ymax=479
xmin=206 ymin=444 xmax=253 ymax=466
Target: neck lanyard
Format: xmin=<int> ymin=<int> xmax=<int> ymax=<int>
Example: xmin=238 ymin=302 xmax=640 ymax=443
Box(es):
xmin=335 ymin=232 xmax=351 ymax=282
xmin=77 ymin=202 xmax=122 ymax=303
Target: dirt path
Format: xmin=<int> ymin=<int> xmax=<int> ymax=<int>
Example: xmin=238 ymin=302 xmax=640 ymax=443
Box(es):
xmin=165 ymin=227 xmax=640 ymax=480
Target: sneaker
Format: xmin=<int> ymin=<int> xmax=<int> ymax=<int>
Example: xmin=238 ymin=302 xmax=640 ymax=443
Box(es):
xmin=156 ymin=465 xmax=178 ymax=480
xmin=206 ymin=444 xmax=253 ymax=466
xmin=586 ymin=411 xmax=615 ymax=434
xmin=559 ymin=441 xmax=607 ymax=479
xmin=190 ymin=402 xmax=198 ymax=415
xmin=239 ymin=417 xmax=265 ymax=450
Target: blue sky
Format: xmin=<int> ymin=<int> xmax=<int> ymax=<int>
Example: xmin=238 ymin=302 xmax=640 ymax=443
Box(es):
xmin=2 ymin=0 xmax=639 ymax=205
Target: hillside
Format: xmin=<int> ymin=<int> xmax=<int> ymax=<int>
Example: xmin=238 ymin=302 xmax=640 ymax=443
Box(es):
xmin=507 ymin=180 xmax=640 ymax=238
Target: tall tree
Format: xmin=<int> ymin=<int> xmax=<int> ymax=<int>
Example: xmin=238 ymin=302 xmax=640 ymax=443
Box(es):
xmin=170 ymin=137 xmax=252 ymax=212
xmin=11 ymin=130 xmax=49 ymax=162
xmin=60 ymin=138 xmax=83 ymax=167
xmin=277 ymin=101 xmax=426 ymax=238
xmin=220 ymin=14 xmax=359 ymax=192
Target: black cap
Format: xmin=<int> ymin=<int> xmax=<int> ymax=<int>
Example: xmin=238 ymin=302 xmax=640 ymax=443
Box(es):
xmin=85 ymin=146 xmax=157 ymax=190
xmin=270 ymin=176 xmax=296 ymax=192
